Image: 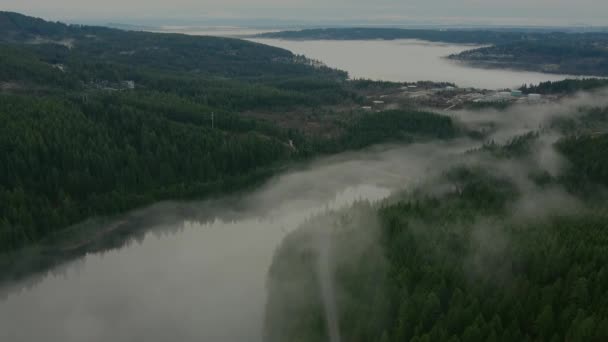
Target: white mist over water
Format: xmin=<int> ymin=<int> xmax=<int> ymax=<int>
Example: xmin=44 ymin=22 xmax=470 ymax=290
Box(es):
xmin=1 ymin=145 xmax=429 ymax=342
xmin=318 ymin=236 xmax=340 ymax=342
xmin=317 ymin=233 xmax=342 ymax=342
xmin=0 ymin=135 xmax=485 ymax=341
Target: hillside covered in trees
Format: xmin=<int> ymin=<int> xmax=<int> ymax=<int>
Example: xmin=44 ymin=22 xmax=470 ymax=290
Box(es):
xmin=0 ymin=12 xmax=463 ymax=255
xmin=449 ymin=40 xmax=608 ymax=77
xmin=264 ymin=105 xmax=608 ymax=341
xmin=520 ymin=78 xmax=608 ymax=95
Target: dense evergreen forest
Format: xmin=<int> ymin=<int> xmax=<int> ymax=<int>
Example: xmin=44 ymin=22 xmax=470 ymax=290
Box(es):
xmin=264 ymin=119 xmax=608 ymax=341
xmin=520 ymin=78 xmax=608 ymax=95
xmin=259 ymin=28 xmax=608 ymax=77
xmin=0 ymin=12 xmax=459 ymax=253
xmin=449 ymin=41 xmax=608 ymax=77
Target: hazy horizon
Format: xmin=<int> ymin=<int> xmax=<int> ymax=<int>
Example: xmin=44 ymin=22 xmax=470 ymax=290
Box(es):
xmin=3 ymin=0 xmax=608 ymax=27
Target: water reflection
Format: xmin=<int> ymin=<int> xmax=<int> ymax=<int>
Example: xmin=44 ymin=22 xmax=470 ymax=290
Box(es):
xmin=1 ymin=142 xmax=476 ymax=342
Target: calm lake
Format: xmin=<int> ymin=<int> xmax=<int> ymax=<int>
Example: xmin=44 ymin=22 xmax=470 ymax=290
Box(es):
xmin=251 ymin=38 xmax=578 ymax=89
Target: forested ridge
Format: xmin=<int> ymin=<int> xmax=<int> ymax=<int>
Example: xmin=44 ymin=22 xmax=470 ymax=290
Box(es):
xmin=449 ymin=40 xmax=608 ymax=76
xmin=520 ymin=78 xmax=608 ymax=95
xmin=257 ymin=28 xmax=603 ymax=45
xmin=0 ymin=12 xmax=459 ymax=254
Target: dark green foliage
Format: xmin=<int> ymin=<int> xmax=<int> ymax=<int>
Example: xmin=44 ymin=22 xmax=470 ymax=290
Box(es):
xmin=480 ymin=132 xmax=540 ymax=159
xmin=0 ymin=94 xmax=291 ymax=251
xmin=258 ymin=28 xmax=548 ymax=45
xmin=264 ymin=202 xmax=390 ymax=342
xmin=0 ymin=12 xmax=346 ymax=81
xmin=557 ymin=134 xmax=608 ymax=189
xmin=341 ymin=110 xmax=456 ymax=149
xmin=451 ymin=40 xmax=608 ymax=76
xmin=265 ymin=185 xmax=608 ymax=342
xmin=264 ymin=135 xmax=608 ymax=342
xmin=521 ymin=78 xmax=608 ymax=95
xmin=0 ymin=12 xmax=71 ymax=39
xmin=0 ymin=13 xmax=461 ymax=253
xmin=0 ymin=45 xmax=77 ymax=88
xmin=0 ymin=89 xmax=456 ymax=252
xmin=373 ymin=206 xmax=608 ymax=342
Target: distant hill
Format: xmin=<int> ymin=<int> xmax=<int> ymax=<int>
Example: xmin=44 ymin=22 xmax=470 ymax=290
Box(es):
xmin=0 ymin=11 xmax=346 ymax=80
xmin=256 ymin=27 xmax=544 ymax=44
xmin=257 ymin=27 xmax=608 ymax=44
xmin=0 ymin=11 xmax=71 ymax=41
xmin=104 ymin=22 xmax=157 ymax=31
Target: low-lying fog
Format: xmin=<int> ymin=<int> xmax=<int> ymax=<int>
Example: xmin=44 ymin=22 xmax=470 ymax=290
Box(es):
xmin=2 ymin=91 xmax=607 ymax=342
xmin=0 ymin=141 xmax=475 ymax=342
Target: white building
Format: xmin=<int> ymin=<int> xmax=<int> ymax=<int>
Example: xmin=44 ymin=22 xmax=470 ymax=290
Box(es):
xmin=122 ymin=81 xmax=135 ymax=89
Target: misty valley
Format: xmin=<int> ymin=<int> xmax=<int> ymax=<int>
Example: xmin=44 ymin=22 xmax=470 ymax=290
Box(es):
xmin=2 ymin=10 xmax=608 ymax=342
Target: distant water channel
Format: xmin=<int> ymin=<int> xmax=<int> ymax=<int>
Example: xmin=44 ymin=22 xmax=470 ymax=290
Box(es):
xmin=154 ymin=27 xmax=579 ymax=89
xmin=251 ymin=38 xmax=578 ymax=89
xmin=0 ymin=143 xmax=473 ymax=342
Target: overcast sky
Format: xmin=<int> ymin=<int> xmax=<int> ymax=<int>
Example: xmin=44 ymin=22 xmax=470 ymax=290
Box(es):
xmin=3 ymin=0 xmax=608 ymax=26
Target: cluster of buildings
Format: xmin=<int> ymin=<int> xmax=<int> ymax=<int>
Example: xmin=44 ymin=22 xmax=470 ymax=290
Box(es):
xmin=89 ymin=80 xmax=136 ymax=91
xmin=472 ymin=89 xmax=543 ymax=104
xmin=403 ymin=86 xmax=547 ymax=109
xmin=359 ymin=84 xmax=551 ymax=113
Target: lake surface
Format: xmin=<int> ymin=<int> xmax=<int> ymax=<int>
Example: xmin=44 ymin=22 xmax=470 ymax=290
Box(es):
xmin=0 ymin=142 xmax=473 ymax=342
xmin=251 ymin=38 xmax=578 ymax=89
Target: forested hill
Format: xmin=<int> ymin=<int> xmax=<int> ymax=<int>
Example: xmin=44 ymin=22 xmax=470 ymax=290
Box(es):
xmin=520 ymin=78 xmax=608 ymax=95
xmin=1 ymin=12 xmax=344 ymax=254
xmin=264 ymin=130 xmax=608 ymax=342
xmin=0 ymin=11 xmax=71 ymax=39
xmin=257 ymin=27 xmax=528 ymax=43
xmin=0 ymin=11 xmax=346 ymax=80
xmin=256 ymin=27 xmax=608 ymax=45
xmin=0 ymin=12 xmax=462 ymax=261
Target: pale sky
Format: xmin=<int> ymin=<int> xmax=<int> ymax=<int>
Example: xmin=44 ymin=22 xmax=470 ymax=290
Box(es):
xmin=2 ymin=0 xmax=608 ymax=26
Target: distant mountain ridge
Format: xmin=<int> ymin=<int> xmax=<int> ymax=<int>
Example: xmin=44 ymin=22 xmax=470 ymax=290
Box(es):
xmin=0 ymin=11 xmax=347 ymax=80
xmin=0 ymin=11 xmax=72 ymax=41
